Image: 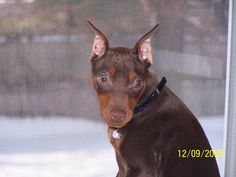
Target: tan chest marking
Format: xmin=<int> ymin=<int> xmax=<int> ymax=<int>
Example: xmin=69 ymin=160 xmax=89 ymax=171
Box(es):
xmin=108 ymin=128 xmax=125 ymax=155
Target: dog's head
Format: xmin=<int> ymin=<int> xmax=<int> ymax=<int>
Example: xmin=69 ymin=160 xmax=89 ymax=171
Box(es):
xmin=88 ymin=20 xmax=159 ymax=128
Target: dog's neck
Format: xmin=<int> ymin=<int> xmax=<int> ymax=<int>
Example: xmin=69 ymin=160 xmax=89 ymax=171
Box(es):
xmin=138 ymin=71 xmax=159 ymax=104
xmin=135 ymin=70 xmax=159 ymax=107
xmin=134 ymin=76 xmax=166 ymax=114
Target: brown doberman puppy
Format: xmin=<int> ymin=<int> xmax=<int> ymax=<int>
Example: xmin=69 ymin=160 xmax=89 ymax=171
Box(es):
xmin=88 ymin=20 xmax=220 ymax=177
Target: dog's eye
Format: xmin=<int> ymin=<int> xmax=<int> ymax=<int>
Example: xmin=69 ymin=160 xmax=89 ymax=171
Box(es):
xmin=132 ymin=78 xmax=144 ymax=91
xmin=96 ymin=72 xmax=112 ymax=87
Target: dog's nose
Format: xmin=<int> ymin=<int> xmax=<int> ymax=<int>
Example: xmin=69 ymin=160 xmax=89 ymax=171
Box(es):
xmin=109 ymin=110 xmax=126 ymax=122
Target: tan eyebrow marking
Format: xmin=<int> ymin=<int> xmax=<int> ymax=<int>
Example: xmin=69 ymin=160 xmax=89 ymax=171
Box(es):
xmin=129 ymin=71 xmax=137 ymax=82
xmin=108 ymin=66 xmax=116 ymax=77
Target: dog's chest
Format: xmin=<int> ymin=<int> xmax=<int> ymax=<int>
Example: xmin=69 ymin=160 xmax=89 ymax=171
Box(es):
xmin=108 ymin=128 xmax=125 ymax=155
xmin=108 ymin=127 xmax=149 ymax=158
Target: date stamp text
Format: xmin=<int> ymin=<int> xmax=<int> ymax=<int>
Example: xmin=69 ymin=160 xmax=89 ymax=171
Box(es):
xmin=178 ymin=149 xmax=224 ymax=158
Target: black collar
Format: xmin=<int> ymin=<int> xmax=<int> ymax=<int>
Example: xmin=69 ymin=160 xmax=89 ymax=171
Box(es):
xmin=134 ymin=77 xmax=167 ymax=114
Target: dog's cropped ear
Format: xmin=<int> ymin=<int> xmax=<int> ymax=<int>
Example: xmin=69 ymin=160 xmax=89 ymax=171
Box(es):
xmin=135 ymin=22 xmax=160 ymax=66
xmin=87 ymin=19 xmax=109 ymax=60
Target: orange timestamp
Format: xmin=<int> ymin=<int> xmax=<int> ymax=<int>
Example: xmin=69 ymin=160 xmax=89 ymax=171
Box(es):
xmin=178 ymin=149 xmax=224 ymax=158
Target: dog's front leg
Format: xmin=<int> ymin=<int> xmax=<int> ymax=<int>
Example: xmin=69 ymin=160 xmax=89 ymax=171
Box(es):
xmin=116 ymin=170 xmax=130 ymax=177
xmin=116 ymin=170 xmax=140 ymax=177
xmin=116 ymin=172 xmax=120 ymax=177
xmin=115 ymin=154 xmax=129 ymax=177
xmin=116 ymin=165 xmax=139 ymax=177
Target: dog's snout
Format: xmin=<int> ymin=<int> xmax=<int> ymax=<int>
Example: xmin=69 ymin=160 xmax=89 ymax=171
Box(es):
xmin=109 ymin=109 xmax=126 ymax=122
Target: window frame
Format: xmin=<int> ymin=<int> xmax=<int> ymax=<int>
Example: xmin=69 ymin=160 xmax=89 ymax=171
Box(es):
xmin=223 ymin=0 xmax=236 ymax=176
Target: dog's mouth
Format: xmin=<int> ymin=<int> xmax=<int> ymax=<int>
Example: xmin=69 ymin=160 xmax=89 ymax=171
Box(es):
xmin=102 ymin=108 xmax=134 ymax=128
xmin=96 ymin=92 xmax=138 ymax=128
